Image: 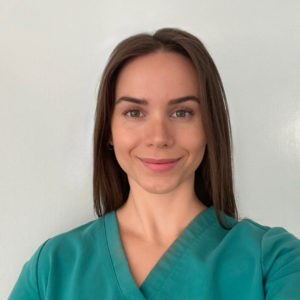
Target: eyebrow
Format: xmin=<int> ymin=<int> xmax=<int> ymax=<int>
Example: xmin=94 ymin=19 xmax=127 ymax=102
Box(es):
xmin=115 ymin=95 xmax=200 ymax=105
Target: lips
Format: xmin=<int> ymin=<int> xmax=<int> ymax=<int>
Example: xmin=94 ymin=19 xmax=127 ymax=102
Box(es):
xmin=139 ymin=158 xmax=181 ymax=164
xmin=139 ymin=157 xmax=181 ymax=172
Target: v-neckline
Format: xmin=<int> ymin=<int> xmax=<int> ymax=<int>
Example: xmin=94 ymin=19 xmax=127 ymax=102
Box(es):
xmin=104 ymin=205 xmax=216 ymax=300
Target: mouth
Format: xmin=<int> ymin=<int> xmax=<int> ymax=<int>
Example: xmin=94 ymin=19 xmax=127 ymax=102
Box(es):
xmin=138 ymin=157 xmax=181 ymax=172
xmin=139 ymin=158 xmax=181 ymax=164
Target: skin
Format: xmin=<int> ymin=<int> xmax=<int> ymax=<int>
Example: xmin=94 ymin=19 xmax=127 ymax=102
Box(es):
xmin=109 ymin=51 xmax=208 ymax=286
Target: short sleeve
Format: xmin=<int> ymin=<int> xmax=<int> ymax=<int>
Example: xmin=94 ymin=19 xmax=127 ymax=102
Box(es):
xmin=8 ymin=239 xmax=50 ymax=300
xmin=262 ymin=227 xmax=300 ymax=299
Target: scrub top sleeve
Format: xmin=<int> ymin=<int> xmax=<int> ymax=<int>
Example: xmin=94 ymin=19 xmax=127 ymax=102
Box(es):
xmin=261 ymin=227 xmax=300 ymax=299
xmin=8 ymin=239 xmax=50 ymax=300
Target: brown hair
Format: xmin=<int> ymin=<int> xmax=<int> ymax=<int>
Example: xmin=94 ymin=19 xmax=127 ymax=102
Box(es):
xmin=93 ymin=27 xmax=239 ymax=230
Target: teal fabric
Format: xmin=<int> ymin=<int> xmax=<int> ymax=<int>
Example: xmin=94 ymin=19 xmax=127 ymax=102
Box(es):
xmin=8 ymin=206 xmax=300 ymax=299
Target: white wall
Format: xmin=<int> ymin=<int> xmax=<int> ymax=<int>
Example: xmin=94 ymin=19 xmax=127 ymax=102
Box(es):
xmin=1 ymin=0 xmax=300 ymax=298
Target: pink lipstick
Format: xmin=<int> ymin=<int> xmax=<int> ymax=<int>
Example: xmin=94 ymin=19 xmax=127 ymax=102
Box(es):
xmin=139 ymin=157 xmax=181 ymax=172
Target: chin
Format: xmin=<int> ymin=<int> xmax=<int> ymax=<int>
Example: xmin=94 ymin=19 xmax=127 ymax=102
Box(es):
xmin=139 ymin=178 xmax=181 ymax=194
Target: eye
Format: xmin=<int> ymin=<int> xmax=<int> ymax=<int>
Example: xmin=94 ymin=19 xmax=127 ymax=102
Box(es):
xmin=122 ymin=107 xmax=144 ymax=118
xmin=122 ymin=107 xmax=195 ymax=118
xmin=171 ymin=108 xmax=194 ymax=118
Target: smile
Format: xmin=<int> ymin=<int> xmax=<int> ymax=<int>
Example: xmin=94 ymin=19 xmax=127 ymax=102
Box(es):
xmin=139 ymin=157 xmax=181 ymax=172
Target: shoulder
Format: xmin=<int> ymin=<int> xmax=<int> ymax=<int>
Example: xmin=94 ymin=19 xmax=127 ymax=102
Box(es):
xmin=236 ymin=218 xmax=300 ymax=297
xmin=8 ymin=216 xmax=109 ymax=299
xmin=231 ymin=216 xmax=300 ymax=243
xmin=212 ymin=213 xmax=300 ymax=297
xmin=228 ymin=217 xmax=269 ymax=238
xmin=220 ymin=214 xmax=300 ymax=255
xmin=229 ymin=216 xmax=300 ymax=272
xmin=40 ymin=216 xmax=106 ymax=258
xmin=44 ymin=216 xmax=105 ymax=250
xmin=228 ymin=215 xmax=300 ymax=245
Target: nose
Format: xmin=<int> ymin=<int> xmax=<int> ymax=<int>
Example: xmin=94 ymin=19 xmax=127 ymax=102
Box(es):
xmin=144 ymin=114 xmax=174 ymax=149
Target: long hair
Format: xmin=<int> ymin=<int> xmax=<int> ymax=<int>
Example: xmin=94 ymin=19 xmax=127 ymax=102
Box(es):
xmin=93 ymin=27 xmax=239 ymax=229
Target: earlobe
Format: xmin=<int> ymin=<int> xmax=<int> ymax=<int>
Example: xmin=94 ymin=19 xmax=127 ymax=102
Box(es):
xmin=109 ymin=138 xmax=113 ymax=146
xmin=108 ymin=134 xmax=113 ymax=145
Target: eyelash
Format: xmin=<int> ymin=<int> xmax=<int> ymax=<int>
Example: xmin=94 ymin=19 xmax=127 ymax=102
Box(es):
xmin=122 ymin=106 xmax=195 ymax=119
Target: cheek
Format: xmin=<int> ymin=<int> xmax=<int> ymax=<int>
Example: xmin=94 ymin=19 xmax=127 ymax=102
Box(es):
xmin=180 ymin=126 xmax=206 ymax=167
xmin=181 ymin=124 xmax=206 ymax=149
xmin=112 ymin=121 xmax=140 ymax=153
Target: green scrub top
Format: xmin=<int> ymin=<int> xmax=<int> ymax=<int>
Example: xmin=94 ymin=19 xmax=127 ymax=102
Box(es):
xmin=8 ymin=206 xmax=300 ymax=299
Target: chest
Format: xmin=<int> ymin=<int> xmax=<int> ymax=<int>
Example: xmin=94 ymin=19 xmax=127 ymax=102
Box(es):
xmin=119 ymin=232 xmax=171 ymax=288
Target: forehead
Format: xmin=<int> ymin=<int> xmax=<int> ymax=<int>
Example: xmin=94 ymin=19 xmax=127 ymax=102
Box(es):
xmin=115 ymin=52 xmax=199 ymax=98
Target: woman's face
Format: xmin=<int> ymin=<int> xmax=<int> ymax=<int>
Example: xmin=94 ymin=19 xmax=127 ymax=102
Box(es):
xmin=110 ymin=51 xmax=206 ymax=194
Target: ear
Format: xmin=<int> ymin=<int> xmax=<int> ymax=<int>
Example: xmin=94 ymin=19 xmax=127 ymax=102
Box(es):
xmin=108 ymin=135 xmax=113 ymax=145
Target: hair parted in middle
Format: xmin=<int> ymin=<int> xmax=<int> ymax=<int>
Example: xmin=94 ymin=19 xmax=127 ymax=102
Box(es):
xmin=93 ymin=27 xmax=239 ymax=230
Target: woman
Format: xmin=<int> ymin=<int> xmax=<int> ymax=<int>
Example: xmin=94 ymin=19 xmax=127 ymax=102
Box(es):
xmin=9 ymin=28 xmax=300 ymax=299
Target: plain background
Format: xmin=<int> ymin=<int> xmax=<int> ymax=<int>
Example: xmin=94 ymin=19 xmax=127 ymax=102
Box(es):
xmin=1 ymin=1 xmax=300 ymax=298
